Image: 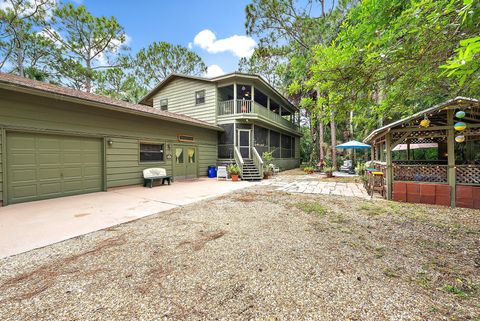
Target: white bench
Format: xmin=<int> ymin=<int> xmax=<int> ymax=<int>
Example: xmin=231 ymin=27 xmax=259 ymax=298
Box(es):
xmin=143 ymin=168 xmax=171 ymax=188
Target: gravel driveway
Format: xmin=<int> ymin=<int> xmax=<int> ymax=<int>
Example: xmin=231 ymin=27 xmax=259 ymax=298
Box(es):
xmin=0 ymin=178 xmax=479 ymax=320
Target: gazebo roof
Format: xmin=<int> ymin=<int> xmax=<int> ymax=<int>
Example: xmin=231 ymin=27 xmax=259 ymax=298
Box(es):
xmin=363 ymin=97 xmax=480 ymax=143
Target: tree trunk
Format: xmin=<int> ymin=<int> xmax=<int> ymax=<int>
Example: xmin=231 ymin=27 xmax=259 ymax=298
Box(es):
xmin=85 ymin=58 xmax=92 ymax=93
xmin=330 ymin=110 xmax=337 ymax=170
xmin=349 ymin=109 xmax=354 ymax=159
xmin=15 ymin=39 xmax=24 ymax=77
xmin=373 ymin=88 xmax=383 ymax=127
xmin=308 ymin=111 xmax=318 ymax=165
xmin=319 ymin=107 xmax=324 ymax=163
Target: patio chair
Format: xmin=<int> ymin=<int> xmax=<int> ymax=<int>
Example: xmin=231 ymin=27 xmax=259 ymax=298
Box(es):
xmin=273 ymin=165 xmax=280 ymax=175
xmin=340 ymin=160 xmax=353 ymax=173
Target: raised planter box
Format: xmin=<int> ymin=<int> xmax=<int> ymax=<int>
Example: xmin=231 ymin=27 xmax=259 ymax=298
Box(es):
xmin=393 ymin=182 xmax=451 ymax=207
xmin=456 ymin=185 xmax=480 ymax=209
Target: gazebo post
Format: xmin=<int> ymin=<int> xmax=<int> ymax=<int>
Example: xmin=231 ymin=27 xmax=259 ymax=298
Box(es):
xmin=385 ymin=131 xmax=393 ymax=200
xmin=406 ymin=140 xmax=411 ymax=160
xmin=447 ymin=109 xmax=456 ymax=207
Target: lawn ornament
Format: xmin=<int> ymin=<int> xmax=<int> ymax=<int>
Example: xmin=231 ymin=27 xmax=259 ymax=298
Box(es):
xmin=455 ymin=135 xmax=465 ymax=143
xmin=455 ymin=110 xmax=465 ymax=119
xmin=419 ymin=115 xmax=430 ymax=128
xmin=454 ymin=122 xmax=466 ymax=131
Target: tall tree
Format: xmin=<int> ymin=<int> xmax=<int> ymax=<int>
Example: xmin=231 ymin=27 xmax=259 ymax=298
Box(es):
xmin=0 ymin=0 xmax=56 ymax=77
xmin=44 ymin=3 xmax=127 ymax=92
xmin=238 ymin=47 xmax=286 ymax=90
xmin=245 ymin=0 xmax=357 ymax=167
xmin=133 ymin=41 xmax=207 ymax=89
xmin=441 ymin=0 xmax=480 ymax=88
xmin=95 ymin=67 xmax=147 ymax=103
xmin=308 ymin=0 xmax=480 ymax=141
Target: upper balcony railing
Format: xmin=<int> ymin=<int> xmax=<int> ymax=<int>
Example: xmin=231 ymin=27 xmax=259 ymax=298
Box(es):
xmin=218 ymin=99 xmax=299 ymax=131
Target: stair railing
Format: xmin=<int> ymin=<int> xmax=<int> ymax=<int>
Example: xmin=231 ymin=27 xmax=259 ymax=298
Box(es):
xmin=233 ymin=146 xmax=244 ymax=177
xmin=252 ymin=147 xmax=264 ymax=179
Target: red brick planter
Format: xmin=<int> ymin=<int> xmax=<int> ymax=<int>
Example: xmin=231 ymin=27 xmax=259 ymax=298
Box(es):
xmin=456 ymin=185 xmax=480 ymax=209
xmin=392 ymin=182 xmax=451 ymax=207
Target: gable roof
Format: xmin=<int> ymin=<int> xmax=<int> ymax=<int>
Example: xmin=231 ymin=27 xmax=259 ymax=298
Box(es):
xmin=363 ymin=97 xmax=480 ymax=143
xmin=139 ymin=72 xmax=298 ymax=112
xmin=0 ymin=73 xmax=223 ymax=131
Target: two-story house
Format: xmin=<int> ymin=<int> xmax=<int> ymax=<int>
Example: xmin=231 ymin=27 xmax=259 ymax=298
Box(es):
xmin=140 ymin=72 xmax=302 ymax=180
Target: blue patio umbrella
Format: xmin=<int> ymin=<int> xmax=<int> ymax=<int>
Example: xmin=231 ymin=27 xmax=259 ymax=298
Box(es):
xmin=336 ymin=140 xmax=371 ymax=168
xmin=336 ymin=140 xmax=371 ymax=149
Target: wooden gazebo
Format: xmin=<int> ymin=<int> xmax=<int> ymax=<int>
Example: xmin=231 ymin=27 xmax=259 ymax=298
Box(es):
xmin=364 ymin=97 xmax=480 ymax=209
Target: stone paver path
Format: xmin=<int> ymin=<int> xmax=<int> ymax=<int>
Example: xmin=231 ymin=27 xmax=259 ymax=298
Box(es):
xmin=261 ymin=176 xmax=370 ymax=199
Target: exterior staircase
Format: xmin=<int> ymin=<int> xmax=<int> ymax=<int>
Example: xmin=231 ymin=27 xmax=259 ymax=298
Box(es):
xmin=241 ymin=159 xmax=262 ymax=181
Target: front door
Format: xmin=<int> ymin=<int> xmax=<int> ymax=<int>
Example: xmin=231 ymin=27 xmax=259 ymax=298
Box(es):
xmin=237 ymin=130 xmax=250 ymax=159
xmin=174 ymin=145 xmax=197 ymax=180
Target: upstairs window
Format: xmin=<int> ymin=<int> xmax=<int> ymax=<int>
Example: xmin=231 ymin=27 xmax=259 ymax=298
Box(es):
xmin=140 ymin=143 xmax=164 ymax=162
xmin=159 ymin=99 xmax=168 ymax=111
xmin=195 ymin=90 xmax=205 ymax=105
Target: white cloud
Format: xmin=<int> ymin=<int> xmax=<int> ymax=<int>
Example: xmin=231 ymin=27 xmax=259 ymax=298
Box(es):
xmin=187 ymin=42 xmax=193 ymax=49
xmin=205 ymin=64 xmax=225 ymax=78
xmin=193 ymin=29 xmax=256 ymax=58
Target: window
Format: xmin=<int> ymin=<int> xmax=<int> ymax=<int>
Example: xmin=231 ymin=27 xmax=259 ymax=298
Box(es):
xmin=140 ymin=143 xmax=164 ymax=162
xmin=187 ymin=148 xmax=196 ymax=163
xmin=281 ymin=134 xmax=292 ymax=158
xmin=270 ymin=131 xmax=280 ymax=158
xmin=177 ymin=134 xmax=195 ymax=142
xmin=175 ymin=148 xmax=184 ymax=164
xmin=195 ymin=90 xmax=205 ymax=105
xmin=159 ymin=99 xmax=168 ymax=111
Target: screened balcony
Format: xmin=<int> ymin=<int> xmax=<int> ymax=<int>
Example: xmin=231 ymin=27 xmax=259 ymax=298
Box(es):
xmin=217 ymin=84 xmax=300 ymax=131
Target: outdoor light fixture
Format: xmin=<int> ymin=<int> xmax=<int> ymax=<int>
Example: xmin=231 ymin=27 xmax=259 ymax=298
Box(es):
xmin=107 ymin=138 xmax=113 ymax=146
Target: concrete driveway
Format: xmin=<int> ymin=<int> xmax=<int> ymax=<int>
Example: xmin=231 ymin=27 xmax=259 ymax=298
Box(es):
xmin=0 ymin=178 xmax=254 ymax=258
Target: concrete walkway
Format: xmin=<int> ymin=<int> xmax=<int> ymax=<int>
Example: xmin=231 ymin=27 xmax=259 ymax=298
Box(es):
xmin=0 ymin=178 xmax=254 ymax=258
xmin=261 ymin=176 xmax=370 ymax=199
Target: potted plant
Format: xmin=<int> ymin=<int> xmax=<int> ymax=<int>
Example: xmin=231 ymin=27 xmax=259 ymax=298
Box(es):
xmin=227 ymin=164 xmax=240 ymax=181
xmin=323 ymin=166 xmax=334 ymax=178
xmin=262 ymin=151 xmax=274 ymax=178
xmin=303 ymin=166 xmax=315 ymax=174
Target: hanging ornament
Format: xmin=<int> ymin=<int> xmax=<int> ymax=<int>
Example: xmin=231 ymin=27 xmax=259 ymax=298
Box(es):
xmin=455 ymin=110 xmax=466 ymax=119
xmin=454 ymin=121 xmax=467 ymax=131
xmin=419 ymin=114 xmax=430 ymax=127
xmin=455 ymin=135 xmax=465 ymax=143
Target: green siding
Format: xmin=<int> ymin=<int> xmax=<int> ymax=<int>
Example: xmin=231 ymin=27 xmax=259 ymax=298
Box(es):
xmin=152 ymin=78 xmax=217 ymax=124
xmin=106 ymin=137 xmax=173 ymax=188
xmin=0 ymin=130 xmax=3 ymax=202
xmin=0 ymin=89 xmax=218 ymax=202
xmin=276 ymin=158 xmax=300 ymax=170
xmin=198 ymin=144 xmax=217 ymax=176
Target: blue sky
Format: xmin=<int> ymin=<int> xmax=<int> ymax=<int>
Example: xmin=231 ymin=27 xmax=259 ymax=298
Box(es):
xmin=82 ymin=0 xmax=254 ymax=77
